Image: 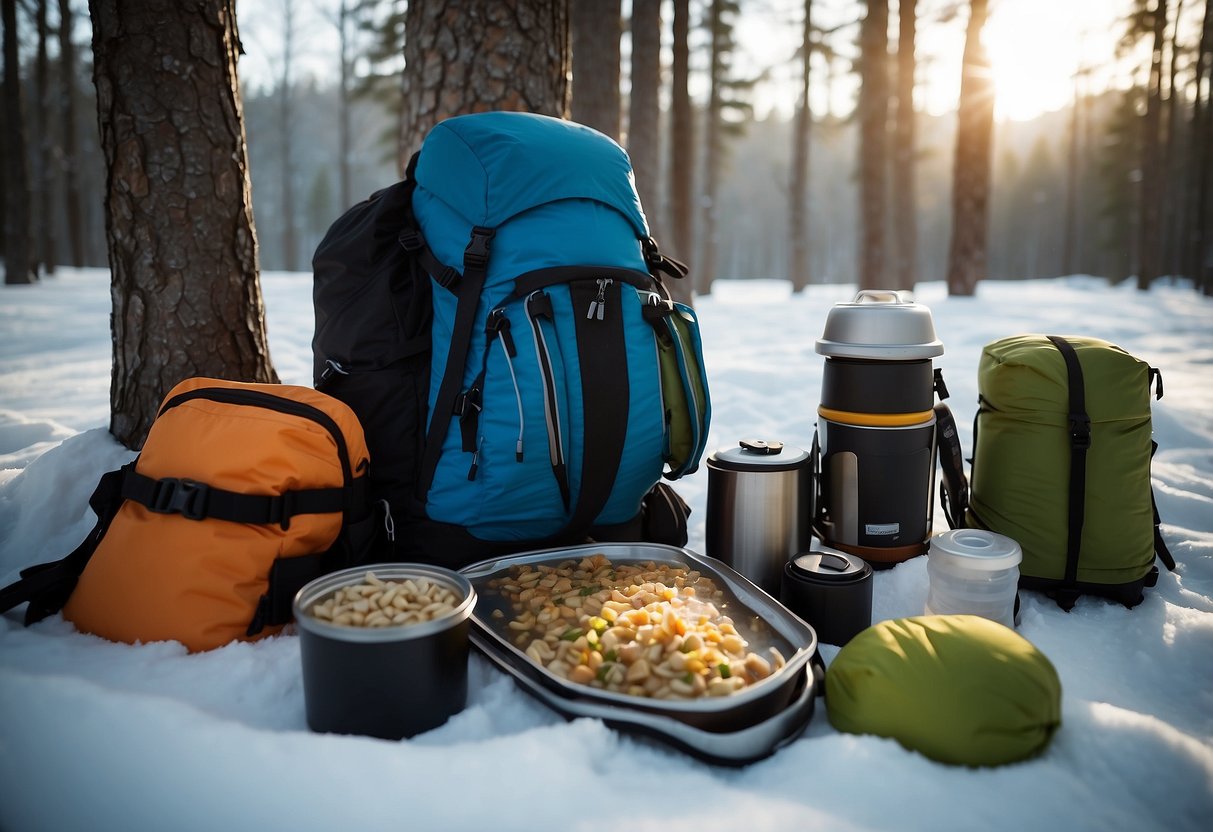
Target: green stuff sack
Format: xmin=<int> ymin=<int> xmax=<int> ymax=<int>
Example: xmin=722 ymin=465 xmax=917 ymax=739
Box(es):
xmin=966 ymin=335 xmax=1173 ymax=608
xmin=646 ymin=298 xmax=711 ymax=480
xmin=826 ymin=615 xmax=1062 ymax=767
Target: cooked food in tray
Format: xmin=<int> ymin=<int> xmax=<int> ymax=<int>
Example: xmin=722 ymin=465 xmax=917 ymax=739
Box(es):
xmin=485 ymin=553 xmax=787 ymax=700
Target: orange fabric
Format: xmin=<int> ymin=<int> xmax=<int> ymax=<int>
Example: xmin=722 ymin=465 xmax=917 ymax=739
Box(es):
xmin=63 ymin=378 xmax=370 ymax=652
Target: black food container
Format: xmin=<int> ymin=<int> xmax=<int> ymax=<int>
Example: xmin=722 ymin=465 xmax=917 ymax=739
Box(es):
xmin=462 ymin=543 xmax=819 ymax=754
xmin=781 ymin=543 xmax=873 ymax=647
xmin=294 ymin=564 xmax=476 ymax=740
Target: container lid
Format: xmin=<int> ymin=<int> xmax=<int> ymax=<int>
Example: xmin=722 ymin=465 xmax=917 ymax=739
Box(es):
xmin=815 ymin=290 xmax=944 ymax=360
xmin=929 ymin=529 xmax=1023 ymax=571
xmin=707 ymin=439 xmax=811 ymax=473
xmin=787 ymin=546 xmax=872 ymax=584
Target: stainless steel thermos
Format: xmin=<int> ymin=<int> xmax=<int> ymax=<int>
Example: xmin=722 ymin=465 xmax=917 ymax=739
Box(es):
xmin=814 ymin=290 xmax=947 ymax=568
xmin=705 ymin=439 xmax=813 ymax=596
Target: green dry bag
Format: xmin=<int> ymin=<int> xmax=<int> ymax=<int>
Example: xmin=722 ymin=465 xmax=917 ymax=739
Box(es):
xmin=965 ymin=335 xmax=1174 ymax=608
xmin=826 ymin=615 xmax=1062 ymax=767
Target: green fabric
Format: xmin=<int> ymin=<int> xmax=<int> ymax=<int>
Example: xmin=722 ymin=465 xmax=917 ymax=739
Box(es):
xmin=826 ymin=615 xmax=1062 ymax=767
xmin=656 ymin=303 xmax=709 ymax=478
xmin=966 ymin=334 xmax=1156 ymax=585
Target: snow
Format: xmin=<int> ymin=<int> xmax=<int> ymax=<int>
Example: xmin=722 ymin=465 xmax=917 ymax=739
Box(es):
xmin=2 ymin=269 xmax=1212 ymax=831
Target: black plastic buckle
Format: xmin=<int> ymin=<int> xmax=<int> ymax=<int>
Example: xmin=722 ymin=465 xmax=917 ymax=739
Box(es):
xmin=435 ymin=266 xmax=460 ymax=290
xmin=1069 ymin=414 xmax=1092 ymax=449
xmin=150 ymin=478 xmax=209 ymax=520
xmin=463 ymin=226 xmax=495 ymax=270
xmin=454 ymin=387 xmax=483 ymax=418
xmin=397 ymin=228 xmax=424 ymax=252
xmin=267 ymin=491 xmax=295 ymax=531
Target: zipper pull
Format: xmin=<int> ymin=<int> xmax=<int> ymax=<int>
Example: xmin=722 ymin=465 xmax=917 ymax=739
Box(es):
xmin=467 ymin=438 xmax=483 ymax=480
xmin=589 ymin=278 xmax=613 ymax=321
xmin=379 ymin=499 xmax=395 ymax=543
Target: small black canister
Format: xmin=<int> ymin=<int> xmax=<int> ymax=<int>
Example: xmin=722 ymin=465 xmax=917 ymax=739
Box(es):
xmin=780 ymin=545 xmax=873 ymax=647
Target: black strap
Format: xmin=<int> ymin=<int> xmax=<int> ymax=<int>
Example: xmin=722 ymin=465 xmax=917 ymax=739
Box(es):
xmin=1046 ymin=335 xmax=1090 ymax=588
xmin=0 ymin=466 xmax=128 ymax=624
xmin=934 ymin=402 xmax=968 ymax=530
xmin=1149 ymin=441 xmax=1176 ymax=571
xmin=556 ymin=278 xmax=630 ymax=538
xmin=246 ymin=551 xmax=328 ymax=636
xmin=641 ymin=236 xmax=690 ymax=282
xmin=417 ymin=226 xmax=495 ymax=499
xmin=121 ymin=468 xmax=354 ymax=531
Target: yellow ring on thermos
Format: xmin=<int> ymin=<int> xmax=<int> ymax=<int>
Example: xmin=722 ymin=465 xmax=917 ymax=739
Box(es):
xmin=817 ymin=405 xmax=935 ymax=428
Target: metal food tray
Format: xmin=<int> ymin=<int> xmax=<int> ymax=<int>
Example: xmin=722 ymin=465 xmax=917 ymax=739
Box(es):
xmin=476 ymin=639 xmax=816 ymax=765
xmin=462 ymin=543 xmax=819 ymax=739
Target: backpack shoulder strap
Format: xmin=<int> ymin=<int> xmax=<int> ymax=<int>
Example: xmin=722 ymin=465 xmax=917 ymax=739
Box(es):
xmin=0 ymin=465 xmax=128 ymax=624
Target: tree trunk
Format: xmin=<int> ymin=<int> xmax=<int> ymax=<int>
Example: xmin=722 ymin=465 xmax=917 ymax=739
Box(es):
xmin=944 ymin=0 xmax=994 ymax=296
xmin=338 ymin=0 xmax=352 ymax=211
xmin=892 ymin=0 xmax=916 ymax=290
xmin=857 ymin=0 xmax=889 ymax=290
xmin=789 ymin=0 xmax=812 ymax=292
xmin=667 ymin=0 xmax=693 ymax=278
xmin=1137 ymin=0 xmax=1169 ymax=289
xmin=35 ymin=0 xmax=56 ymax=276
xmin=280 ymin=0 xmax=297 ymax=272
xmin=400 ymin=0 xmax=570 ymax=166
xmin=629 ymin=0 xmax=660 ymax=230
xmin=60 ymin=0 xmax=86 ymax=267
xmin=1062 ymin=74 xmax=1081 ymax=276
xmin=2 ymin=0 xmax=34 ymax=285
xmin=571 ymin=0 xmax=620 ymax=140
xmin=90 ymin=0 xmax=278 ymax=449
xmin=1163 ymin=0 xmax=1185 ymax=278
xmin=1193 ymin=0 xmax=1213 ymax=293
xmin=700 ymin=0 xmax=724 ymax=295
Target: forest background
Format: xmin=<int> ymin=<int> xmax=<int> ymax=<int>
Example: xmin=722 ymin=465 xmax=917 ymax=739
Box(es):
xmin=2 ymin=0 xmax=1211 ymax=448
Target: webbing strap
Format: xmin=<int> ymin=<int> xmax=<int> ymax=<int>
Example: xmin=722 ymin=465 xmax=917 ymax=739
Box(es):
xmin=246 ymin=552 xmax=328 ymax=636
xmin=1150 ymin=440 xmax=1177 ymax=571
xmin=417 ymin=226 xmax=495 ymax=499
xmin=122 ymin=469 xmax=353 ymax=530
xmin=556 ymin=278 xmax=630 ymax=539
xmin=1046 ymin=335 xmax=1089 ymax=588
xmin=0 ymin=465 xmax=127 ymax=624
xmin=933 ymin=402 xmax=968 ymax=530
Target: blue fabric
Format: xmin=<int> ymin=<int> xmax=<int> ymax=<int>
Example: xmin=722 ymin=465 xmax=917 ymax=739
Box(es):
xmin=414 ymin=112 xmax=665 ymax=540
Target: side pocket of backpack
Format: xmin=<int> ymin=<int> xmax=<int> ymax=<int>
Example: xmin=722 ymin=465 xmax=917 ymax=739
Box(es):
xmin=649 ymin=299 xmax=711 ymax=480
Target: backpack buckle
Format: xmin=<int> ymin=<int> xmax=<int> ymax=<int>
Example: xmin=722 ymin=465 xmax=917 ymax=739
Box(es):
xmin=1069 ymin=414 xmax=1091 ymax=449
xmin=397 ymin=228 xmax=424 ymax=252
xmin=150 ymin=478 xmax=209 ymax=520
xmin=464 ymin=226 xmax=495 ymax=270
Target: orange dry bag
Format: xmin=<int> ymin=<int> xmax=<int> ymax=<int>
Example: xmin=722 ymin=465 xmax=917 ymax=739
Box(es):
xmin=0 ymin=378 xmax=373 ymax=652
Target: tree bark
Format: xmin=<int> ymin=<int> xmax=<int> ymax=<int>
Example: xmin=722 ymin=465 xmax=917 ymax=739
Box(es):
xmin=1062 ymin=70 xmax=1081 ymax=276
xmin=1162 ymin=0 xmax=1185 ymax=278
xmin=59 ymin=0 xmax=86 ymax=267
xmin=1193 ymin=0 xmax=1213 ymax=293
xmin=857 ymin=0 xmax=889 ymax=290
xmin=667 ymin=0 xmax=693 ymax=278
xmin=944 ymin=0 xmax=993 ymax=296
xmin=90 ymin=0 xmax=278 ymax=449
xmin=892 ymin=0 xmax=916 ymax=290
xmin=280 ymin=0 xmax=297 ymax=271
xmin=700 ymin=0 xmax=725 ymax=295
xmin=629 ymin=0 xmax=660 ymax=231
xmin=1137 ymin=0 xmax=1169 ymax=289
xmin=400 ymin=0 xmax=570 ymax=166
xmin=35 ymin=0 xmax=56 ymax=275
xmin=571 ymin=0 xmax=620 ymax=140
xmin=2 ymin=0 xmax=35 ymax=285
xmin=337 ymin=0 xmax=352 ymax=211
xmin=789 ymin=0 xmax=812 ymax=292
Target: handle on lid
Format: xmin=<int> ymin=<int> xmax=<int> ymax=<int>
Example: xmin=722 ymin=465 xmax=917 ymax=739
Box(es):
xmin=853 ymin=289 xmax=908 ymax=305
xmin=739 ymin=439 xmax=784 ymax=455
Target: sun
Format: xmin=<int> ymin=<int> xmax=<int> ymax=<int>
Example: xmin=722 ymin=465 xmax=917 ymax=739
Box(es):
xmin=983 ymin=0 xmax=1085 ymax=121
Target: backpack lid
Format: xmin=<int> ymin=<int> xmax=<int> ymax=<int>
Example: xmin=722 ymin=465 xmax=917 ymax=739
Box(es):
xmin=415 ymin=112 xmax=649 ymax=236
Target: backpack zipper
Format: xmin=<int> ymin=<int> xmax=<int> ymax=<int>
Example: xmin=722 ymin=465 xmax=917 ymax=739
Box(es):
xmin=526 ymin=290 xmax=571 ymax=510
xmin=159 ymin=387 xmax=359 ymax=488
xmin=586 ymin=278 xmax=614 ymax=320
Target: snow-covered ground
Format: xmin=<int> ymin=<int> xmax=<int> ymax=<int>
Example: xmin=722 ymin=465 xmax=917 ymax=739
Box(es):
xmin=1 ymin=269 xmax=1211 ymax=831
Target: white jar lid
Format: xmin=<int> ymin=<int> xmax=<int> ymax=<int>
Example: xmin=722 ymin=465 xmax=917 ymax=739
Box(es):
xmin=929 ymin=529 xmax=1022 ymax=571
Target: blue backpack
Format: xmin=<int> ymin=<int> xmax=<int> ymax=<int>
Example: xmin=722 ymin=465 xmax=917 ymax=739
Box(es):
xmin=313 ymin=112 xmax=708 ymax=565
